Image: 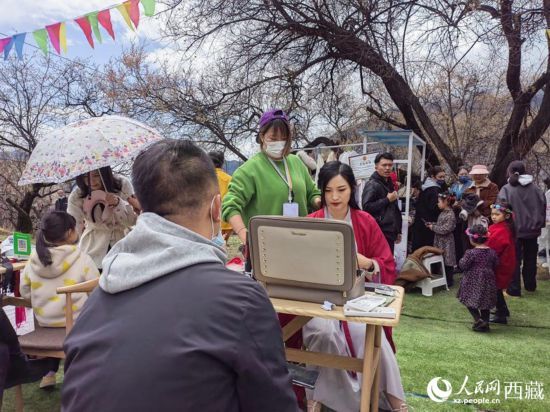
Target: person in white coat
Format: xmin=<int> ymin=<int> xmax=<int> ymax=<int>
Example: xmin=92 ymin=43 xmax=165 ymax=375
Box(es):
xmin=67 ymin=166 xmax=138 ymax=269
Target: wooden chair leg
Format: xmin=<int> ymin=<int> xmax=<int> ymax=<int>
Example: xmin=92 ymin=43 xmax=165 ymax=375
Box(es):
xmin=15 ymin=385 xmax=24 ymax=412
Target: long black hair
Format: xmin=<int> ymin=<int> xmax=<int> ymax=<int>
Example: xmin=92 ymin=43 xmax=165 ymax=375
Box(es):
xmin=75 ymin=166 xmax=122 ymax=198
xmin=36 ymin=211 xmax=76 ymax=266
xmin=317 ymin=161 xmax=360 ymax=210
xmin=492 ymin=199 xmax=516 ymax=239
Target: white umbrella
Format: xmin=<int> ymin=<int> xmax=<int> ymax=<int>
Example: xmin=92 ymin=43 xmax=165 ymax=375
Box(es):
xmin=18 ymin=115 xmax=163 ymax=185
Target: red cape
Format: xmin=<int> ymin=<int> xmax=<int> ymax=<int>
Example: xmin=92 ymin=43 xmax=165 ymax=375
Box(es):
xmin=486 ymin=221 xmax=516 ymax=289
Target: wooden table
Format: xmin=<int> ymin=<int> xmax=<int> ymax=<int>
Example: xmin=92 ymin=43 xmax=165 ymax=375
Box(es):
xmin=271 ymin=285 xmax=404 ymax=412
xmin=0 ymin=261 xmax=27 ymax=275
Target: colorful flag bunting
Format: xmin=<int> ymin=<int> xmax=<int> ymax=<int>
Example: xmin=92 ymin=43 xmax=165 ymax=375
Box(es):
xmin=33 ymin=29 xmax=49 ymax=55
xmin=75 ymin=16 xmax=94 ymax=48
xmin=140 ymin=0 xmax=155 ymax=17
xmin=125 ymin=0 xmax=141 ymax=29
xmin=46 ymin=23 xmax=62 ymax=54
xmin=98 ymin=9 xmax=115 ymax=40
xmin=117 ymin=3 xmax=135 ymax=31
xmin=13 ymin=33 xmax=27 ymax=59
xmin=2 ymin=0 xmax=154 ymax=59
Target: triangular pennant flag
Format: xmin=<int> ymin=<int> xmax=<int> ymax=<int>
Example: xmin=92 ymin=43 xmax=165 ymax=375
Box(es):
xmin=98 ymin=9 xmax=115 ymax=40
xmin=87 ymin=12 xmax=103 ymax=44
xmin=124 ymin=0 xmax=140 ymax=29
xmin=75 ymin=16 xmax=94 ymax=48
xmin=60 ymin=23 xmax=67 ymax=54
xmin=46 ymin=23 xmax=62 ymax=54
xmin=13 ymin=33 xmax=26 ymax=59
xmin=140 ymin=0 xmax=155 ymax=17
xmin=3 ymin=37 xmax=14 ymax=60
xmin=117 ymin=4 xmax=135 ymax=31
xmin=546 ymin=29 xmax=550 ymax=41
xmin=33 ymin=29 xmax=48 ymax=55
xmin=0 ymin=38 xmax=11 ymax=54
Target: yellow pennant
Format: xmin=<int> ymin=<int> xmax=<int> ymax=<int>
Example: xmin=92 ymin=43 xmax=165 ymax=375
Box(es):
xmin=117 ymin=4 xmax=135 ymax=31
xmin=60 ymin=22 xmax=68 ymax=53
xmin=546 ymin=29 xmax=550 ymax=41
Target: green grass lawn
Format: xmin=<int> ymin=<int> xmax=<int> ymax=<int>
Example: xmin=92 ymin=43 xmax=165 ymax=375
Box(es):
xmin=397 ymin=272 xmax=550 ymax=411
xmin=3 ymin=254 xmax=549 ymax=411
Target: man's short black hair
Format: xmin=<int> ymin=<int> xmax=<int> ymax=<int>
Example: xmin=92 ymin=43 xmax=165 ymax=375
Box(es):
xmin=375 ymin=152 xmax=394 ymax=164
xmin=208 ymin=151 xmax=224 ymax=168
xmin=132 ymin=139 xmax=218 ymax=216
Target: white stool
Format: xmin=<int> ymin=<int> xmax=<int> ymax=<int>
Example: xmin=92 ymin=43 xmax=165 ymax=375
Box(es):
xmin=415 ymin=253 xmax=448 ymax=297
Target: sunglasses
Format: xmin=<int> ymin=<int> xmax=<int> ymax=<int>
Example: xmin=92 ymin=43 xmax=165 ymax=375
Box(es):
xmin=490 ymin=204 xmax=512 ymax=214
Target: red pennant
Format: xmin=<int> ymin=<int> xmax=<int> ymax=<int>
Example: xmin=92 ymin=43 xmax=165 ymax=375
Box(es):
xmin=0 ymin=38 xmax=11 ymax=53
xmin=124 ymin=0 xmax=140 ymax=29
xmin=98 ymin=9 xmax=115 ymax=40
xmin=75 ymin=16 xmax=95 ymax=48
xmin=46 ymin=23 xmax=62 ymax=54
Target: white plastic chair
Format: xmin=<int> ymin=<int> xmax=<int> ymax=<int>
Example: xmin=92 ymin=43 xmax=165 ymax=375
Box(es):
xmin=415 ymin=253 xmax=448 ymax=296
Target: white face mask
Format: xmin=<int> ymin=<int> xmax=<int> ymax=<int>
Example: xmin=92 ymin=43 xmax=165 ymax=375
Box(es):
xmin=264 ymin=141 xmax=286 ymax=159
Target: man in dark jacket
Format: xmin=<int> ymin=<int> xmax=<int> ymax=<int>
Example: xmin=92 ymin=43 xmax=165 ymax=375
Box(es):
xmin=499 ymin=160 xmax=546 ymax=296
xmin=361 ymin=152 xmax=402 ymax=253
xmin=61 ymin=139 xmax=298 ymax=412
xmin=54 ymin=189 xmax=68 ymax=212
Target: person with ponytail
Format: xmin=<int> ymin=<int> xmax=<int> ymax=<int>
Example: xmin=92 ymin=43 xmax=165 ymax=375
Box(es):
xmin=67 ymin=166 xmax=138 ymax=269
xmin=486 ymin=200 xmax=516 ymax=324
xmin=19 ymin=211 xmax=100 ymax=389
xmin=498 ymin=160 xmax=546 ymax=296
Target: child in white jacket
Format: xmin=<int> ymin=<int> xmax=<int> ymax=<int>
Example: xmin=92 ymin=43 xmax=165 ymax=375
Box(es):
xmin=20 ymin=211 xmax=99 ymax=388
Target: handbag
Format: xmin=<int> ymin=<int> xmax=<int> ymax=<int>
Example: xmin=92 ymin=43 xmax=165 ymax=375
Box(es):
xmin=249 ymin=216 xmax=365 ymax=305
xmin=83 ymin=190 xmax=114 ymax=223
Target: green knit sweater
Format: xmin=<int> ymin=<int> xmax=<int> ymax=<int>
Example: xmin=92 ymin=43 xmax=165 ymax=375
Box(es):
xmin=222 ymin=152 xmax=321 ymax=227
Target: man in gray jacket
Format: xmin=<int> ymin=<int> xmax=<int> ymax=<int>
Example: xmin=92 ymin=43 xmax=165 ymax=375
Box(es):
xmin=499 ymin=160 xmax=546 ymax=297
xmin=62 ymin=139 xmax=298 ymax=412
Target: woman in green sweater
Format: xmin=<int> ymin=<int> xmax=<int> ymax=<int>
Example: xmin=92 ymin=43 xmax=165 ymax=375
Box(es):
xmin=223 ymin=108 xmax=320 ymax=409
xmin=222 ymin=108 xmax=321 ymax=245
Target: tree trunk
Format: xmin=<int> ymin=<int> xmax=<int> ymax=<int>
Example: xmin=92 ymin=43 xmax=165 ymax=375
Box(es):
xmin=6 ymin=184 xmax=43 ymax=233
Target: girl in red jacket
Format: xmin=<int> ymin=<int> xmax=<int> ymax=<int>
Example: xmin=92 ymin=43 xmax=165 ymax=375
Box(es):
xmin=486 ymin=200 xmax=516 ymax=324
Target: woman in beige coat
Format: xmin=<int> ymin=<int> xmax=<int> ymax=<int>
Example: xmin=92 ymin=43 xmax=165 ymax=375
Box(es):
xmin=67 ymin=166 xmax=138 ymax=269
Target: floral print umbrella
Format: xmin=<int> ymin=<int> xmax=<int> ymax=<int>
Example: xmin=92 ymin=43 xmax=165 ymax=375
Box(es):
xmin=19 ymin=116 xmax=164 ymax=185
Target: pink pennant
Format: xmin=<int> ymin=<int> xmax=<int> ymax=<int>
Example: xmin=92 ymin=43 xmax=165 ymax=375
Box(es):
xmin=124 ymin=0 xmax=140 ymax=29
xmin=75 ymin=16 xmax=94 ymax=48
xmin=0 ymin=38 xmax=11 ymax=53
xmin=98 ymin=9 xmax=115 ymax=40
xmin=46 ymin=22 xmax=62 ymax=54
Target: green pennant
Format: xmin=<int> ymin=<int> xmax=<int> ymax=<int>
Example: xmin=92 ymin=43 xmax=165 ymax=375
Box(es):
xmin=87 ymin=12 xmax=102 ymax=44
xmin=33 ymin=29 xmax=48 ymax=55
xmin=140 ymin=0 xmax=156 ymax=17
